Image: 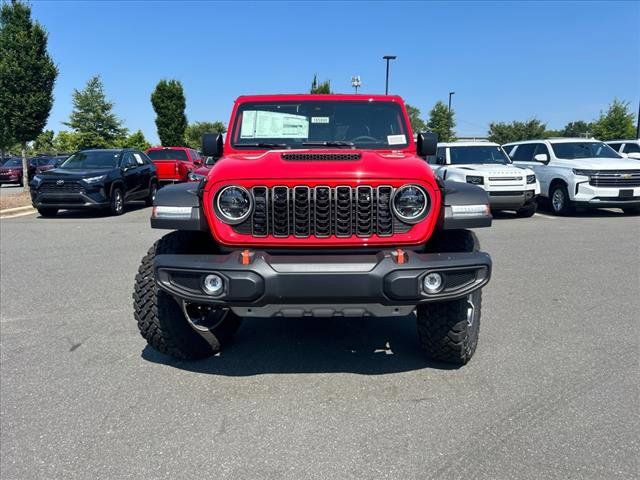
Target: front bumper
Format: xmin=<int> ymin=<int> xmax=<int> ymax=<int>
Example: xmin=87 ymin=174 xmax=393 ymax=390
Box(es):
xmin=573 ymin=183 xmax=640 ymax=207
xmin=30 ymin=189 xmax=109 ymax=209
xmin=488 ymin=189 xmax=536 ymax=209
xmin=154 ymin=249 xmax=492 ymax=317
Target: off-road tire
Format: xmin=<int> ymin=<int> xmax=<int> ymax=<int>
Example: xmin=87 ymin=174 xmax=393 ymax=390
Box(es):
xmin=109 ymin=186 xmax=124 ymax=216
xmin=425 ymin=229 xmax=479 ymax=253
xmin=133 ymin=231 xmax=242 ymax=360
xmin=37 ymin=207 xmax=58 ymax=217
xmin=516 ymin=201 xmax=536 ymax=218
xmin=145 ymin=181 xmax=158 ymax=207
xmin=550 ymin=183 xmax=574 ymax=216
xmin=417 ymin=289 xmax=481 ymax=365
xmin=622 ymin=206 xmax=640 ymax=215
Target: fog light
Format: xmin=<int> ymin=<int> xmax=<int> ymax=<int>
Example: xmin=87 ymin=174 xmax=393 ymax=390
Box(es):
xmin=423 ymin=272 xmax=443 ymax=293
xmin=202 ymin=274 xmax=224 ymax=296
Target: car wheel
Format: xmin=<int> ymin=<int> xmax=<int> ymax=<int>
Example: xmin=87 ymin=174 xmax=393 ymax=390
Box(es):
xmin=550 ymin=184 xmax=574 ymax=216
xmin=109 ymin=187 xmax=124 ymax=216
xmin=37 ymin=207 xmax=58 ymax=217
xmin=145 ymin=181 xmax=158 ymax=207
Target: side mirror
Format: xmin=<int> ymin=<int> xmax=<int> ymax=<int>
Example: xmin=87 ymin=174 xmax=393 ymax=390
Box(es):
xmin=627 ymin=152 xmax=640 ymax=160
xmin=202 ymin=133 xmax=223 ymax=158
xmin=416 ymin=132 xmax=438 ymax=157
xmin=533 ymin=153 xmax=549 ymax=163
xmin=205 ymin=156 xmax=216 ymax=166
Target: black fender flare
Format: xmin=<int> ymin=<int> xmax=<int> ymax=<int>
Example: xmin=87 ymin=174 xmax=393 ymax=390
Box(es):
xmin=438 ymin=180 xmax=492 ymax=229
xmin=150 ymin=182 xmax=208 ymax=231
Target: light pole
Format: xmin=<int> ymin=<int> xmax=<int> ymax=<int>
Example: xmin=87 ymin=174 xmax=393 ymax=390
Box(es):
xmin=383 ymin=55 xmax=397 ymax=95
xmin=351 ymin=75 xmax=361 ymax=94
xmin=636 ymin=99 xmax=639 ymax=139
xmin=448 ymin=91 xmax=455 ymax=112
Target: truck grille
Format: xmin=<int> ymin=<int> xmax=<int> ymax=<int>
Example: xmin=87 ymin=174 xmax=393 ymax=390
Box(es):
xmin=233 ymin=185 xmax=411 ymax=238
xmin=589 ymin=171 xmax=640 ymax=188
xmin=39 ymin=181 xmax=83 ymax=193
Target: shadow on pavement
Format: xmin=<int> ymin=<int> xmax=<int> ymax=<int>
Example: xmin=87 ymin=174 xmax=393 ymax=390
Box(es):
xmin=141 ymin=314 xmax=458 ymax=376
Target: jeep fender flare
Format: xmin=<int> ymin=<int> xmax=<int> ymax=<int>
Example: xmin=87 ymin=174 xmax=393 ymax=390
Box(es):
xmin=150 ymin=182 xmax=209 ymax=231
xmin=438 ymin=180 xmax=492 ymax=230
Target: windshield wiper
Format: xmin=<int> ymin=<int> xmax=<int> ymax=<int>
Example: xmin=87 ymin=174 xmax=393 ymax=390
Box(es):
xmin=235 ymin=143 xmax=290 ymax=149
xmin=302 ymin=141 xmax=355 ymax=148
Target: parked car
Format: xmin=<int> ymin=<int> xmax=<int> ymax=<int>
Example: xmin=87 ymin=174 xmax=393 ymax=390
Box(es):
xmin=34 ymin=155 xmax=69 ymax=174
xmin=428 ymin=141 xmax=540 ymax=217
xmin=30 ymin=148 xmax=158 ymax=217
xmin=606 ymin=139 xmax=640 ymax=160
xmin=504 ymin=138 xmax=640 ymax=215
xmin=0 ymin=157 xmax=37 ymax=186
xmin=145 ymin=147 xmax=203 ymax=184
xmin=187 ymin=156 xmax=216 ymax=182
xmin=134 ymin=94 xmax=494 ymax=366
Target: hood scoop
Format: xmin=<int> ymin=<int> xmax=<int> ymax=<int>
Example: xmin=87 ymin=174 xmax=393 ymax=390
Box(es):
xmin=281 ymin=152 xmax=361 ymax=161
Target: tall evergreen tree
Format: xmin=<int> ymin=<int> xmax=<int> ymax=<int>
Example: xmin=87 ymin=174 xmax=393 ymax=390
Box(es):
xmin=310 ymin=74 xmax=331 ymax=94
xmin=427 ymin=101 xmax=455 ymax=142
xmin=0 ymin=0 xmax=57 ymax=188
xmin=64 ymin=75 xmax=126 ymax=149
xmin=151 ymin=79 xmax=188 ymax=146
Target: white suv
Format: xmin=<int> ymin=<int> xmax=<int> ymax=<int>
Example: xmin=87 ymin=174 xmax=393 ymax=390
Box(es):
xmin=428 ymin=141 xmax=540 ymax=217
xmin=606 ymin=140 xmax=640 ymax=160
xmin=504 ymin=138 xmax=640 ymax=215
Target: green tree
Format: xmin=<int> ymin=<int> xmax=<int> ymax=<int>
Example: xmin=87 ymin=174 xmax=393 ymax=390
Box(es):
xmin=310 ymin=74 xmax=331 ymax=94
xmin=52 ymin=130 xmax=80 ymax=153
xmin=560 ymin=120 xmax=592 ymax=138
xmin=116 ymin=129 xmax=151 ymax=151
xmin=427 ymin=101 xmax=455 ymax=142
xmin=591 ymin=99 xmax=636 ymax=141
xmin=33 ymin=129 xmax=54 ymax=153
xmin=151 ymin=79 xmax=188 ymax=146
xmin=185 ymin=121 xmax=226 ymax=149
xmin=487 ymin=119 xmax=546 ymax=144
xmin=64 ymin=75 xmax=127 ymax=149
xmin=405 ymin=103 xmax=427 ymax=133
xmin=0 ymin=0 xmax=57 ymax=188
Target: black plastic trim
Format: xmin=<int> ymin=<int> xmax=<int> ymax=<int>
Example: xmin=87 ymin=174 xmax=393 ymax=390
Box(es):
xmin=440 ymin=180 xmax=492 ymax=229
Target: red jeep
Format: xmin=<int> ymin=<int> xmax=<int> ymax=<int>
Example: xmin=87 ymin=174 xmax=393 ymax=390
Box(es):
xmin=134 ymin=94 xmax=493 ymax=365
xmin=145 ymin=146 xmax=203 ymax=184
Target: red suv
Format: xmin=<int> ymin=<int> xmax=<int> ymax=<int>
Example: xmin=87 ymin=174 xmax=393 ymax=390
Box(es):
xmin=145 ymin=147 xmax=203 ymax=184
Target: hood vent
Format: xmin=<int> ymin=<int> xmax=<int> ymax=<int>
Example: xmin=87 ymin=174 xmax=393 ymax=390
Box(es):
xmin=281 ymin=153 xmax=361 ymax=161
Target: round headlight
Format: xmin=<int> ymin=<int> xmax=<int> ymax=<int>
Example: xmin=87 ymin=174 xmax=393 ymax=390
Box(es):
xmin=216 ymin=185 xmax=252 ymax=223
xmin=392 ymin=185 xmax=428 ymax=223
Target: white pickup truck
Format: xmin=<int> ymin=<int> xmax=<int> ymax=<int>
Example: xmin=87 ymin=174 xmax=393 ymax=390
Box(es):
xmin=504 ymin=138 xmax=640 ymax=215
xmin=428 ymin=141 xmax=540 ymax=217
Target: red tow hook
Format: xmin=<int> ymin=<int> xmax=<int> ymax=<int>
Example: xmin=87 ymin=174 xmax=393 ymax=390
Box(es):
xmin=240 ymin=249 xmax=253 ymax=265
xmin=393 ymin=248 xmax=407 ymax=264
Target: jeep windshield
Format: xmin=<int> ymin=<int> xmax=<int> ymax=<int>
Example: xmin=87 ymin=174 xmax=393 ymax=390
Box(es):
xmin=449 ymin=146 xmax=511 ymax=165
xmin=147 ymin=149 xmax=190 ymax=161
xmin=551 ymin=142 xmax=621 ymax=160
xmin=59 ymin=151 xmax=120 ymax=169
xmin=230 ymin=100 xmax=410 ymax=150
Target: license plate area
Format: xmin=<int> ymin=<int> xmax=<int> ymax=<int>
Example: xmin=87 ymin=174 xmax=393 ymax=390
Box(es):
xmin=619 ymin=189 xmax=633 ymax=198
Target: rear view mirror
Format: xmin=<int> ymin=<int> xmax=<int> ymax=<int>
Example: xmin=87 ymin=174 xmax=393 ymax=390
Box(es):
xmin=626 ymin=152 xmax=640 ymax=160
xmin=202 ymin=133 xmax=223 ymax=158
xmin=417 ymin=132 xmax=438 ymax=157
xmin=533 ymin=153 xmax=549 ymax=163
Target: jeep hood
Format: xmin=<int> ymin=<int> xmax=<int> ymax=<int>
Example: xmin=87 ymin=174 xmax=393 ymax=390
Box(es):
xmin=208 ymin=150 xmax=433 ymax=181
xmin=450 ymin=163 xmax=531 ymax=176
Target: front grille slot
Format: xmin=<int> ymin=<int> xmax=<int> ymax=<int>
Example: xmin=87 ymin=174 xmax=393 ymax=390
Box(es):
xmin=589 ymin=171 xmax=640 ymax=188
xmin=39 ymin=181 xmax=83 ymax=193
xmin=236 ymin=185 xmax=411 ymax=238
xmin=281 ymin=153 xmax=361 ymax=161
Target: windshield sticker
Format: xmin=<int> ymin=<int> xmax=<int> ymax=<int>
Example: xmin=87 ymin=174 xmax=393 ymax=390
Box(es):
xmin=240 ymin=110 xmax=309 ymax=139
xmin=133 ymin=153 xmax=144 ymax=165
xmin=311 ymin=116 xmax=330 ymax=124
xmin=387 ymin=134 xmax=406 ymax=145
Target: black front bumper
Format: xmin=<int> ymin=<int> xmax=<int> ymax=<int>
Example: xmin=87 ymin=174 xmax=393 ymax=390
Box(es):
xmin=155 ymin=249 xmax=492 ymax=317
xmin=31 ymin=190 xmax=109 ymax=209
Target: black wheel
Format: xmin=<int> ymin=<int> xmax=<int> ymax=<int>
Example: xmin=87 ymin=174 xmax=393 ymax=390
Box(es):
xmin=622 ymin=206 xmax=640 ymax=215
xmin=133 ymin=231 xmax=242 ymax=360
xmin=145 ymin=181 xmax=158 ymax=207
xmin=417 ymin=290 xmax=481 ymax=365
xmin=109 ymin=186 xmax=124 ymax=216
xmin=425 ymin=229 xmax=479 ymax=253
xmin=550 ymin=183 xmax=574 ymax=216
xmin=37 ymin=207 xmax=58 ymax=217
xmin=516 ymin=201 xmax=537 ymax=218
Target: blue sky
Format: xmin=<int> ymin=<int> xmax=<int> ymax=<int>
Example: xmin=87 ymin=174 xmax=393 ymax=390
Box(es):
xmin=31 ymin=0 xmax=639 ymax=144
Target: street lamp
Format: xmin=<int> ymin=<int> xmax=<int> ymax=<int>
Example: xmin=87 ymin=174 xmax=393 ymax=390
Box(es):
xmin=351 ymin=75 xmax=361 ymax=94
xmin=383 ymin=55 xmax=397 ymax=95
xmin=448 ymin=91 xmax=456 ymax=112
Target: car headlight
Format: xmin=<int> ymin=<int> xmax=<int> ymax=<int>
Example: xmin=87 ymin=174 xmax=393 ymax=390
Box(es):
xmin=188 ymin=171 xmax=206 ymax=182
xmin=83 ymin=175 xmax=107 ymax=184
xmin=466 ymin=175 xmax=484 ymax=185
xmin=526 ymin=174 xmax=536 ymax=184
xmin=572 ymin=169 xmax=597 ymax=177
xmin=392 ymin=184 xmax=429 ymax=223
xmin=215 ymin=185 xmax=252 ymax=224
xmin=31 ymin=175 xmax=43 ymax=186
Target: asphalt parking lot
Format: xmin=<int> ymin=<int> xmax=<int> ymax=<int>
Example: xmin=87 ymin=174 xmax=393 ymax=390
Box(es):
xmin=1 ymin=206 xmax=638 ymax=479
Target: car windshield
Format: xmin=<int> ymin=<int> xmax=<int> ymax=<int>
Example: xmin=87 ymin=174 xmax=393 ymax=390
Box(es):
xmin=2 ymin=159 xmax=22 ymax=167
xmin=60 ymin=151 xmax=120 ymax=169
xmin=147 ymin=149 xmax=189 ymax=161
xmin=230 ymin=100 xmax=410 ymax=150
xmin=449 ymin=146 xmax=511 ymax=165
xmin=551 ymin=142 xmax=621 ymax=160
